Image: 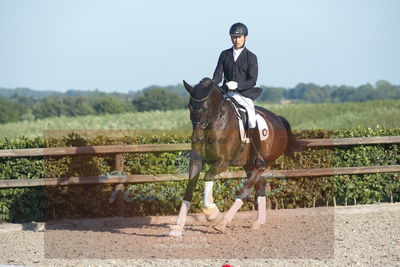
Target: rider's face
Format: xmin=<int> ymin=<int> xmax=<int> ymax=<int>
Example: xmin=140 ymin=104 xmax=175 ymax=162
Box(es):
xmin=231 ymin=35 xmax=246 ymax=49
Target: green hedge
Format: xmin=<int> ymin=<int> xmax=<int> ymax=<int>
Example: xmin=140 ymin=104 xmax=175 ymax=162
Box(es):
xmin=0 ymin=127 xmax=399 ymax=222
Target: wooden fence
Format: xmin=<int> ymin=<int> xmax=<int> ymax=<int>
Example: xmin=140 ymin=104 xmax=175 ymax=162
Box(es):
xmin=1 ymin=136 xmax=400 ymax=215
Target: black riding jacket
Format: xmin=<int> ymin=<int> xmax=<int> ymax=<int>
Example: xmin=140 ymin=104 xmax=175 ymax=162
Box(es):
xmin=212 ymin=47 xmax=262 ymax=100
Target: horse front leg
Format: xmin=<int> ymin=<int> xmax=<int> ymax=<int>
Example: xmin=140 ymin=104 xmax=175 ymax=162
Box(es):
xmin=169 ymin=152 xmax=203 ymax=237
xmin=214 ymin=169 xmax=263 ymax=233
xmin=202 ymin=159 xmax=229 ymax=221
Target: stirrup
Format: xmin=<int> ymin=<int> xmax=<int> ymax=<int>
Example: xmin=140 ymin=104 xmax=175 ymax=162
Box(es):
xmin=254 ymin=156 xmax=266 ymax=168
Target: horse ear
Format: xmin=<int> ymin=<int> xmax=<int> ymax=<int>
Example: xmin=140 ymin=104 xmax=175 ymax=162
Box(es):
xmin=183 ymin=80 xmax=193 ymax=94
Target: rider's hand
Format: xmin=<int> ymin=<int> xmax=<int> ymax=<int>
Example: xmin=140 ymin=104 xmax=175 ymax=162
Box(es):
xmin=226 ymin=81 xmax=238 ymax=90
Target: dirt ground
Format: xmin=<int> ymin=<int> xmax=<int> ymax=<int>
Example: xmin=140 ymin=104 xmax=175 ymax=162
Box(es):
xmin=1 ymin=203 xmax=399 ymax=266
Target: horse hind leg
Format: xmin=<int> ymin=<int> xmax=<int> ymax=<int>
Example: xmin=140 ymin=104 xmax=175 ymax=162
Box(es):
xmin=251 ymin=179 xmax=267 ymax=230
xmin=214 ymin=169 xmax=263 ymax=233
xmin=213 ymin=198 xmax=243 ymax=233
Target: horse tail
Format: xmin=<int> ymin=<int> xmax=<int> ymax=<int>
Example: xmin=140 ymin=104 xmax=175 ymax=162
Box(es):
xmin=278 ymin=116 xmax=308 ymax=157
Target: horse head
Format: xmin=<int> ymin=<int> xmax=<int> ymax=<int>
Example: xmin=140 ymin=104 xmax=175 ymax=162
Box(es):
xmin=183 ymin=78 xmax=224 ymax=129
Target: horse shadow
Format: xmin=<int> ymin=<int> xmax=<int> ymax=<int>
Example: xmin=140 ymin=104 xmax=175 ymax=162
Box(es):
xmin=43 ymin=215 xmax=214 ymax=237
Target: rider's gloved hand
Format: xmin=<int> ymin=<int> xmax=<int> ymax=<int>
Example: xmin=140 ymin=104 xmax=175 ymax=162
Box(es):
xmin=226 ymin=81 xmax=238 ymax=90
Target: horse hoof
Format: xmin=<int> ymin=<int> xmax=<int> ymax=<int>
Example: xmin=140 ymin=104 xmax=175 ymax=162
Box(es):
xmin=168 ymin=225 xmax=183 ymax=237
xmin=213 ymin=219 xmax=228 ymax=233
xmin=203 ymin=206 xmax=220 ymax=221
xmin=169 ymin=230 xmax=182 ymax=237
xmin=250 ymin=221 xmax=263 ymax=230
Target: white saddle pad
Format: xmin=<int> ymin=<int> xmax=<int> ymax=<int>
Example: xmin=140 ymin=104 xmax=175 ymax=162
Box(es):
xmin=237 ymin=112 xmax=269 ymax=143
xmin=225 ymin=97 xmax=269 ymax=143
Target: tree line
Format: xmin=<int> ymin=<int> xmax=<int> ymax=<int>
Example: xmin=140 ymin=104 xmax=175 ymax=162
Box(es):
xmin=0 ymin=80 xmax=399 ymax=124
xmin=259 ymin=80 xmax=400 ymax=103
xmin=0 ymin=87 xmax=187 ymax=124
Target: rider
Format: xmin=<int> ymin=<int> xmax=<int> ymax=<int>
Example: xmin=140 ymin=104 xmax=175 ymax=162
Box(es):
xmin=212 ymin=22 xmax=265 ymax=167
xmin=201 ymin=22 xmax=265 ymax=213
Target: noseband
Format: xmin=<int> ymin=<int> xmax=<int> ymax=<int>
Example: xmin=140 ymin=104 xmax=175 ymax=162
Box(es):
xmin=190 ymin=94 xmax=226 ymax=130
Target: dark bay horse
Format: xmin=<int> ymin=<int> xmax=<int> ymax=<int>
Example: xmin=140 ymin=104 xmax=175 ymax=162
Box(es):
xmin=169 ymin=78 xmax=305 ymax=236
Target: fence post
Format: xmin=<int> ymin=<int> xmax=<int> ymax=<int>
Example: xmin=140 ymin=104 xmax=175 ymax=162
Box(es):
xmin=115 ymin=152 xmax=125 ymax=217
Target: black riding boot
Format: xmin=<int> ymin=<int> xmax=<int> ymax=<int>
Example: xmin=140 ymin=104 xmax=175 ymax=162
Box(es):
xmin=250 ymin=125 xmax=266 ymax=168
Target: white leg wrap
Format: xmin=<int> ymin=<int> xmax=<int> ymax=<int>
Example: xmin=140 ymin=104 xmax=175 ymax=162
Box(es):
xmin=256 ymin=196 xmax=266 ymax=224
xmin=203 ymin=181 xmax=215 ymax=208
xmin=169 ymin=200 xmax=190 ymax=237
xmin=223 ymin=199 xmax=243 ymax=223
xmin=176 ymin=200 xmax=190 ymax=226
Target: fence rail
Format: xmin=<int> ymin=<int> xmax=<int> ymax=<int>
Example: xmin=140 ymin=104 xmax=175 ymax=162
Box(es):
xmin=1 ymin=136 xmax=400 ymax=158
xmin=1 ymin=165 xmax=400 ymax=189
xmin=1 ymin=136 xmax=399 ymax=216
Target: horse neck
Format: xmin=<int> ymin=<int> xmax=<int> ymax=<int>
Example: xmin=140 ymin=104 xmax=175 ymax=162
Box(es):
xmin=207 ymin=87 xmax=236 ymax=129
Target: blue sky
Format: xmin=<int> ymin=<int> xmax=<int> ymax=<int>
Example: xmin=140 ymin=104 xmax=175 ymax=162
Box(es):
xmin=1 ymin=0 xmax=399 ymax=92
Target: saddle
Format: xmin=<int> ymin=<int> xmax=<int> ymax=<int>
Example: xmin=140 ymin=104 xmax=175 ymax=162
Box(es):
xmin=227 ymin=96 xmax=249 ymax=130
xmin=225 ymin=96 xmax=269 ymax=144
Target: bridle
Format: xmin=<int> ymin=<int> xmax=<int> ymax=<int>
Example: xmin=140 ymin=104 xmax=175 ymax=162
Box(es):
xmin=189 ymin=90 xmax=226 ymax=130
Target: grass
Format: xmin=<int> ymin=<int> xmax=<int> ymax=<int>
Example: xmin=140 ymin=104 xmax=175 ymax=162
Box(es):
xmin=0 ymin=100 xmax=399 ymax=139
xmin=260 ymin=100 xmax=400 ymax=130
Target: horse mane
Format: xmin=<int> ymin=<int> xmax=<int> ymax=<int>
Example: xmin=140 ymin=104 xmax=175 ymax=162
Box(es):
xmin=190 ymin=78 xmax=217 ymax=99
xmin=200 ymin=77 xmax=214 ymax=87
xmin=195 ymin=77 xmax=216 ymax=91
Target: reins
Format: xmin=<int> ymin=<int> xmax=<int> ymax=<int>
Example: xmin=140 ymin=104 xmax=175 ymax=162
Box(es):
xmin=191 ymin=98 xmax=226 ymax=129
xmin=190 ymin=89 xmax=226 ymax=130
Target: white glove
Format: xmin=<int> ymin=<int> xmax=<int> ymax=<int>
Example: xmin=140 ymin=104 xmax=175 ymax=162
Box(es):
xmin=226 ymin=81 xmax=238 ymax=90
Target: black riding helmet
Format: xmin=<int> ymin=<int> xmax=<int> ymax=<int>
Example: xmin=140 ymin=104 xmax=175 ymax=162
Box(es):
xmin=229 ymin=22 xmax=248 ymax=36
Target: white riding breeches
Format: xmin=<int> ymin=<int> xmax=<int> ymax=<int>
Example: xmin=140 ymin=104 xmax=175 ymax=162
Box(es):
xmin=226 ymin=91 xmax=257 ymax=128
